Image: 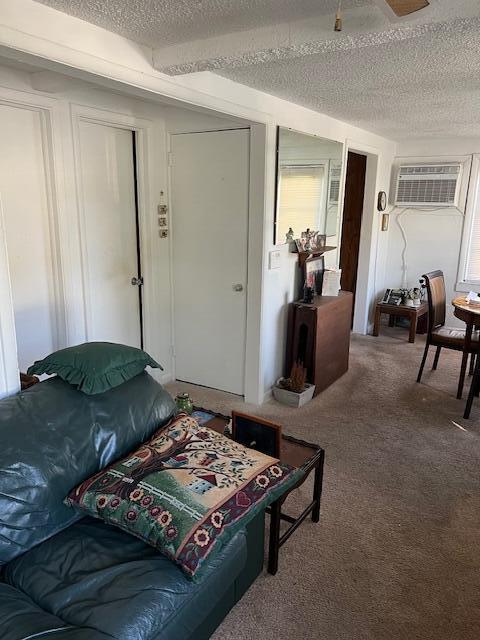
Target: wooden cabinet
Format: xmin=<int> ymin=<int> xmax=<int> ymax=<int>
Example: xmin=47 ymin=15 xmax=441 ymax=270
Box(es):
xmin=285 ymin=292 xmax=353 ymax=396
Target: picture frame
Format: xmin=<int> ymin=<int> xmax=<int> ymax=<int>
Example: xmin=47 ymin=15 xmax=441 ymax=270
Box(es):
xmin=304 ymin=255 xmax=325 ymax=296
xmin=309 ymin=232 xmax=327 ymax=252
xmin=295 ymin=236 xmax=308 ymax=253
xmin=231 ymin=411 xmax=282 ymax=458
xmin=381 ymin=288 xmax=403 ymax=305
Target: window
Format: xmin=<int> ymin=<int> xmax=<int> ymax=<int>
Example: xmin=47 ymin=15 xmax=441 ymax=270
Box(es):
xmin=466 ymin=206 xmax=480 ymax=283
xmin=277 ymin=165 xmax=324 ymax=242
xmin=458 ymin=155 xmax=480 ymax=289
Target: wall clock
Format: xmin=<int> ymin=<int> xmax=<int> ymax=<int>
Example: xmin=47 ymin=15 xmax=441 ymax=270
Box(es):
xmin=377 ymin=191 xmax=387 ymax=212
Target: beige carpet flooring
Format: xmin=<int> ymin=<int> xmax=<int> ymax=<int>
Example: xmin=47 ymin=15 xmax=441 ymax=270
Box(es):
xmin=166 ymin=328 xmax=480 ymax=640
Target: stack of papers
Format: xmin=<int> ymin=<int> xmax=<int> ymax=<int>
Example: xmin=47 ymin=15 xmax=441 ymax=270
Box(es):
xmin=466 ymin=291 xmax=480 ymax=305
xmin=322 ymin=269 xmax=342 ymax=297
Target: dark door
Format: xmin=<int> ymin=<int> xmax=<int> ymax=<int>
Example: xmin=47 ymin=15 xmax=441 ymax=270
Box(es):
xmin=339 ymin=152 xmax=367 ymax=310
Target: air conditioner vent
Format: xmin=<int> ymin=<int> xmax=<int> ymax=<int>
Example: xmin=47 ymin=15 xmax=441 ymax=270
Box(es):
xmin=329 ymin=164 xmax=341 ymax=203
xmin=395 ymin=164 xmax=461 ymax=207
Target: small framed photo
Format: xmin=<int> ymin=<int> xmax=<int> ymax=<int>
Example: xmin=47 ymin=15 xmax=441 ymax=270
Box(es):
xmin=304 ymin=255 xmax=325 ymax=295
xmin=231 ymin=411 xmax=282 ymax=458
xmin=309 ymin=233 xmax=326 ymax=251
xmin=295 ymin=236 xmax=308 ymax=253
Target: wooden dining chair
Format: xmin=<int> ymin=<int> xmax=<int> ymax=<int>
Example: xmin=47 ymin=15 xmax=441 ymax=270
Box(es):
xmin=416 ymin=270 xmax=479 ymax=398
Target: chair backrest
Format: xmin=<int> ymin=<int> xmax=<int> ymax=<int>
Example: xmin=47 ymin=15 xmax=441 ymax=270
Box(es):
xmin=423 ymin=270 xmax=446 ymax=332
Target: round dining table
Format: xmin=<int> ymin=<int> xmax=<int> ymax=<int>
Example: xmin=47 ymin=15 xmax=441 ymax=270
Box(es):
xmin=452 ymin=296 xmax=480 ymax=418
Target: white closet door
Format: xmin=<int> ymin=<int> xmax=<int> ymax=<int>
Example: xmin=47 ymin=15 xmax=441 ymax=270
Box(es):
xmin=0 ymin=104 xmax=57 ymax=372
xmin=171 ymin=129 xmax=249 ymax=395
xmin=78 ymin=121 xmax=142 ymax=348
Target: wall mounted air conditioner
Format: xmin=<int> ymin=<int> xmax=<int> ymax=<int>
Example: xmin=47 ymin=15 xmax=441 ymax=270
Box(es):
xmin=328 ymin=163 xmax=341 ymax=204
xmin=395 ymin=164 xmax=462 ymax=207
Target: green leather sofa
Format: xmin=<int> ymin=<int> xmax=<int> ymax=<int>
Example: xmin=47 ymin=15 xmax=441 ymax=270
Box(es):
xmin=0 ymin=373 xmax=265 ymax=640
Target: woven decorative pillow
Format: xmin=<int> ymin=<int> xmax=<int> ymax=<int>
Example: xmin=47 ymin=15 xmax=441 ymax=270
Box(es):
xmin=28 ymin=342 xmax=162 ymax=395
xmin=66 ymin=414 xmax=299 ymax=579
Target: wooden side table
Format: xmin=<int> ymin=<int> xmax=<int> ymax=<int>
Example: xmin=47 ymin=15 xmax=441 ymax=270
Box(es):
xmin=266 ymin=436 xmax=324 ymax=575
xmin=196 ymin=408 xmax=324 ymax=575
xmin=373 ymin=301 xmax=428 ymax=343
xmin=286 ymin=292 xmax=353 ymax=396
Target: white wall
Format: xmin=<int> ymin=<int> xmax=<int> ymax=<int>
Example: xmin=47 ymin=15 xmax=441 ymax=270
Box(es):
xmin=0 ymin=0 xmax=397 ymax=402
xmin=0 ymin=66 xmax=198 ymax=382
xmin=385 ymin=139 xmax=477 ymax=327
xmin=0 ymin=61 xmax=256 ymax=393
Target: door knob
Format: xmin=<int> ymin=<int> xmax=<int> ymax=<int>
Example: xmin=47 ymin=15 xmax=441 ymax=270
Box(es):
xmin=131 ymin=276 xmax=144 ymax=286
xmin=232 ymin=284 xmax=244 ymax=292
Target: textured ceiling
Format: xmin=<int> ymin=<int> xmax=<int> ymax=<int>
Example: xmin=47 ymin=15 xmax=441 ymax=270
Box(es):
xmin=33 ymin=0 xmax=480 ymax=140
xmin=219 ymin=15 xmax=480 ymax=140
xmin=35 ymin=0 xmax=370 ymax=47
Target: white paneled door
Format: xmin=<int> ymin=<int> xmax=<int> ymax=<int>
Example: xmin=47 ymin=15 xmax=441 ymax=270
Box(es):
xmin=171 ymin=129 xmax=249 ymax=395
xmin=0 ymin=104 xmax=58 ymax=372
xmin=78 ymin=121 xmax=142 ymax=348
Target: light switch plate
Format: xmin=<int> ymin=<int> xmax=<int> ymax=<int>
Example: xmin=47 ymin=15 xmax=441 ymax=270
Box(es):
xmin=269 ymin=250 xmax=281 ymax=270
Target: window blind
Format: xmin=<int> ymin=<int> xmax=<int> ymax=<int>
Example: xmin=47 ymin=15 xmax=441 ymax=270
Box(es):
xmin=277 ymin=165 xmax=324 ymax=242
xmin=466 ymin=202 xmax=480 ymax=282
xmin=464 ymin=161 xmax=480 ymax=284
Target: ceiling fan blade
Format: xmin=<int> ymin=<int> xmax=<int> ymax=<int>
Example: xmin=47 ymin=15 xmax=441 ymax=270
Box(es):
xmin=384 ymin=0 xmax=429 ymax=17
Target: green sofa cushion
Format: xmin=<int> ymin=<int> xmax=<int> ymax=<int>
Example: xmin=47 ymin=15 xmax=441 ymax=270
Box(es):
xmin=0 ymin=373 xmax=176 ymax=565
xmin=3 ymin=517 xmax=248 ymax=640
xmin=27 ymin=342 xmax=163 ymax=395
xmin=0 ymin=583 xmax=111 ymax=640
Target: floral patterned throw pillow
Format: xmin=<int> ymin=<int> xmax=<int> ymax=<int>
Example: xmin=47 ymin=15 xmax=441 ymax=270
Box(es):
xmin=65 ymin=414 xmax=299 ymax=579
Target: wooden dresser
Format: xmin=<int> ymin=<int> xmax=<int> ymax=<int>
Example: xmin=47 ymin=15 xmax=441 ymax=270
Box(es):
xmin=285 ymin=291 xmax=353 ymax=396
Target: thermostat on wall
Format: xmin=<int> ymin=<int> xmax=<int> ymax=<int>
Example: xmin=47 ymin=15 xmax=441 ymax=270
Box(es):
xmin=269 ymin=250 xmax=281 ymax=270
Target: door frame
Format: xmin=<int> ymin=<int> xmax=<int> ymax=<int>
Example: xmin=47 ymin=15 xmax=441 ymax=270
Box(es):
xmin=0 ymin=86 xmax=68 ymax=392
xmin=167 ymin=125 xmax=264 ymax=401
xmin=342 ymin=140 xmax=380 ymax=334
xmin=71 ymin=104 xmax=161 ymax=372
xmin=339 ymin=150 xmax=367 ymax=320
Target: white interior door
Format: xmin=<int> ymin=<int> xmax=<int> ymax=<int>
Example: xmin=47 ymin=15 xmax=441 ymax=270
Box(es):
xmin=0 ymin=104 xmax=58 ymax=372
xmin=171 ymin=129 xmax=249 ymax=395
xmin=78 ymin=120 xmax=142 ymax=347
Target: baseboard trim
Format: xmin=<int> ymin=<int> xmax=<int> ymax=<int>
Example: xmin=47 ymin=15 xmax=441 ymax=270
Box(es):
xmin=263 ymin=388 xmax=273 ymax=404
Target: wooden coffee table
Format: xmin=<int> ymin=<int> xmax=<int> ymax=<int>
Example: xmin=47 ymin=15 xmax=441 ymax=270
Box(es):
xmin=373 ymin=301 xmax=428 ymax=343
xmin=196 ymin=408 xmax=325 ymax=575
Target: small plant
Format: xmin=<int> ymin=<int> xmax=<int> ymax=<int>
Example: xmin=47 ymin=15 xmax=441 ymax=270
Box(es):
xmin=400 ymin=286 xmax=424 ymax=305
xmin=273 ymin=361 xmax=315 ymax=407
xmin=280 ymin=361 xmax=307 ymax=393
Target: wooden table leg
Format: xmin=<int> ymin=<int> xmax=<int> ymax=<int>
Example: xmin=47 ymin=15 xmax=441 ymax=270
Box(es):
xmin=457 ymin=323 xmax=473 ymax=399
xmin=409 ymin=313 xmax=418 ymax=343
xmin=312 ymin=449 xmax=325 ymax=523
xmin=464 ymin=350 xmax=480 ymax=419
xmin=388 ymin=315 xmax=395 ymax=327
xmin=268 ymin=499 xmax=282 ymax=575
xmin=373 ymin=306 xmax=381 ymax=337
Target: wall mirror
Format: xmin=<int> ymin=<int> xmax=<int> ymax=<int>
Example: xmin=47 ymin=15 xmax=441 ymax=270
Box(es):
xmin=274 ymin=127 xmax=344 ymax=266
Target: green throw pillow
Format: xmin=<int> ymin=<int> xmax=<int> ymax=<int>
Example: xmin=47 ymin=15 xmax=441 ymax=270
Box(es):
xmin=27 ymin=342 xmax=163 ymax=395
